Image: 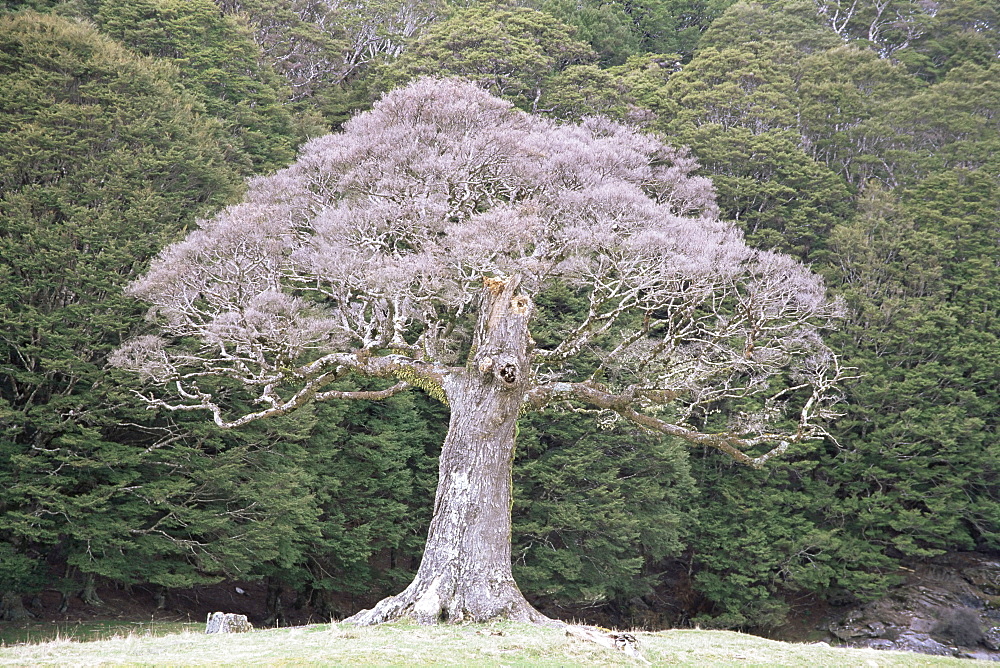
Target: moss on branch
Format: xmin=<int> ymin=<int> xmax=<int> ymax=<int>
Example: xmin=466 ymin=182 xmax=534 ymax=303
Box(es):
xmin=393 ymin=365 xmax=449 ymax=406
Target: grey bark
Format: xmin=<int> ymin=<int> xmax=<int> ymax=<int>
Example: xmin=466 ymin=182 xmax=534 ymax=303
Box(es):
xmin=346 ymin=277 xmax=550 ymax=625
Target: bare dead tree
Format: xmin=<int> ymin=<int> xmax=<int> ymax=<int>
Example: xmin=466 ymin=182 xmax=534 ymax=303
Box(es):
xmin=113 ymin=77 xmax=849 ymax=625
xmin=226 ymin=0 xmax=443 ymax=97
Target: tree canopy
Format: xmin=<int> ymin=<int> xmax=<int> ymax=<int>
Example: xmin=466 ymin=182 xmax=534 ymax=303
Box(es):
xmin=116 ymin=77 xmax=846 ymax=467
xmin=0 ymin=9 xmax=300 ymax=616
xmin=110 ymin=77 xmax=848 ymax=624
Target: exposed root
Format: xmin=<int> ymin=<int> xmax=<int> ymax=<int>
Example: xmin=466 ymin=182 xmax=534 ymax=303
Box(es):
xmin=343 ymin=575 xmax=558 ymax=627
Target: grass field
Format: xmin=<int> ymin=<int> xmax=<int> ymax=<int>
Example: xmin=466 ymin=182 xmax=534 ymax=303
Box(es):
xmin=0 ymin=621 xmax=991 ymax=666
xmin=0 ymin=620 xmax=200 ymax=646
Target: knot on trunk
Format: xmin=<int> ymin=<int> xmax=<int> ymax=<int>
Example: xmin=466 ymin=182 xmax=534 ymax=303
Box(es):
xmin=498 ymin=363 xmax=517 ymax=384
xmin=510 ymin=295 xmax=530 ymax=315
xmin=476 ymin=354 xmax=521 ymax=388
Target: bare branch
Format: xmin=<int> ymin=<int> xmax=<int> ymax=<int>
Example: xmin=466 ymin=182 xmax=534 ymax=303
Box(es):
xmin=526 ymin=356 xmax=853 ymax=469
xmin=115 ymin=341 xmax=446 ymax=428
xmin=116 ymin=78 xmax=845 ymax=462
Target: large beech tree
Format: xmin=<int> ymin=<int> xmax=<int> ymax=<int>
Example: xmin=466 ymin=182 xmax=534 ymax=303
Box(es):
xmin=114 ymin=78 xmax=847 ymax=625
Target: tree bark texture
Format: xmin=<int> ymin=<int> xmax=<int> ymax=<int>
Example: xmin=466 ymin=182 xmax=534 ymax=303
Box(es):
xmin=346 ymin=277 xmax=550 ymax=625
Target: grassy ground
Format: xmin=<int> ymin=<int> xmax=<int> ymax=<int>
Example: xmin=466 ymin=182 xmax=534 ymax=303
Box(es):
xmin=0 ymin=621 xmax=990 ymax=667
xmin=0 ymin=620 xmax=199 ymax=646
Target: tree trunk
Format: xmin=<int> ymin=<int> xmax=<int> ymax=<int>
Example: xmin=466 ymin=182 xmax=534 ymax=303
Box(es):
xmin=263 ymin=578 xmax=285 ymax=626
xmin=154 ymin=586 xmax=167 ymax=610
xmin=0 ymin=592 xmax=34 ymax=621
xmin=80 ymin=572 xmax=104 ymax=607
xmin=346 ymin=276 xmax=551 ymax=626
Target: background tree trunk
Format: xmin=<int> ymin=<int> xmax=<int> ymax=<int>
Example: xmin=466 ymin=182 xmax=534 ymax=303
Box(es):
xmin=80 ymin=573 xmax=104 ymax=607
xmin=0 ymin=592 xmax=34 ymax=621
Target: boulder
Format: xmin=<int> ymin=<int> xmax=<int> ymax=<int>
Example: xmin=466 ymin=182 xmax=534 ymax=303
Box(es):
xmin=821 ymin=552 xmax=1000 ymax=660
xmin=205 ymin=611 xmax=253 ymax=634
xmin=894 ymin=631 xmax=957 ymax=657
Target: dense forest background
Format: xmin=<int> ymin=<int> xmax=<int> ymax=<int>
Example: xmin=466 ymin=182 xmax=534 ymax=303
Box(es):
xmin=1 ymin=0 xmax=997 ymax=631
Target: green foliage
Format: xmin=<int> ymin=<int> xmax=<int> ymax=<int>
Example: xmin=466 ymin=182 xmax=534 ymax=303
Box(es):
xmin=0 ymin=10 xmax=287 ymax=598
xmin=656 ymin=35 xmax=852 ymax=258
xmin=877 ymin=63 xmax=1000 ymax=183
xmin=660 ymin=39 xmax=801 ymax=132
xmin=513 ymin=414 xmax=696 ymax=607
xmin=0 ymin=543 xmax=45 ymax=595
xmin=384 ymin=5 xmax=595 ymax=112
xmin=528 ymin=0 xmax=737 ymax=64
xmin=540 ymin=64 xmax=633 ymax=120
xmin=5 ymin=410 xmax=321 ymax=591
xmin=94 ymin=0 xmax=297 ymax=173
xmin=811 ymin=0 xmax=998 ymax=83
xmin=820 ymin=171 xmax=1000 ymax=558
xmin=811 ymin=0 xmax=932 ymax=59
xmin=626 ymin=0 xmax=740 ymax=58
xmin=539 ymin=54 xmax=682 ymax=123
xmin=0 ymin=8 xmax=242 ymax=449
xmin=1 ymin=0 xmax=60 ymax=10
xmin=686 ymin=452 xmax=898 ymax=629
xmin=278 ymin=387 xmax=445 ymax=617
xmin=669 ymin=125 xmax=852 ymax=257
xmin=534 ymin=0 xmax=640 ymax=66
xmin=632 ymin=0 xmax=740 ymax=56
xmin=213 ymin=0 xmax=396 ymax=129
xmin=699 ymin=0 xmax=840 ymax=53
xmin=796 ymin=45 xmax=917 ymax=187
xmin=810 ymin=0 xmax=996 ymax=83
xmin=899 ymin=0 xmax=1000 ymax=82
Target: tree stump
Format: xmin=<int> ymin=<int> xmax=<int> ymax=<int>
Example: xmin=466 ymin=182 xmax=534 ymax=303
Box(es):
xmin=205 ymin=612 xmax=253 ymax=634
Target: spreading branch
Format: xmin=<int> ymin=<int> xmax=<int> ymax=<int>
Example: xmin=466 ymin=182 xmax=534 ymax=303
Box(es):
xmin=526 ymin=350 xmax=852 ymax=468
xmin=114 ymin=78 xmax=846 ymax=459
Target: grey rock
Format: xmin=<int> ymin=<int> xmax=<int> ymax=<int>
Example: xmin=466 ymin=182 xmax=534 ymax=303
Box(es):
xmin=205 ymin=611 xmax=253 ymax=634
xmin=866 ymin=621 xmax=886 ymax=637
xmin=822 ymin=552 xmax=1000 ymax=661
xmin=894 ymin=632 xmax=956 ymax=656
xmin=982 ymin=627 xmax=1000 ymax=651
